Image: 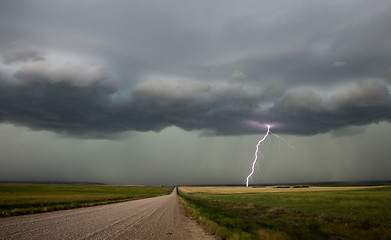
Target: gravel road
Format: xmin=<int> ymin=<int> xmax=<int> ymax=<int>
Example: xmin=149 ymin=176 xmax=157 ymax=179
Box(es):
xmin=0 ymin=188 xmax=215 ymax=240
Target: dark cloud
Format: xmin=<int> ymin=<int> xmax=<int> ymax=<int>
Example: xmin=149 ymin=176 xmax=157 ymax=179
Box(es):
xmin=0 ymin=0 xmax=391 ymax=138
xmin=1 ymin=64 xmax=390 ymax=137
xmin=269 ymin=81 xmax=391 ymax=135
xmin=330 ymin=81 xmax=391 ymax=108
xmin=14 ymin=60 xmax=112 ymax=87
xmin=1 ymin=1 xmax=391 ymax=186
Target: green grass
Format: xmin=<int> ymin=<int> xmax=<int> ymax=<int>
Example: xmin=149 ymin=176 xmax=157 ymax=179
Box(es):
xmin=0 ymin=183 xmax=173 ymax=217
xmin=179 ymin=186 xmax=391 ymax=240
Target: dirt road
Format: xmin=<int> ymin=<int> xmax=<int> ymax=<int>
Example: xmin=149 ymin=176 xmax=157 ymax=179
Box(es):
xmin=0 ymin=188 xmax=214 ymax=240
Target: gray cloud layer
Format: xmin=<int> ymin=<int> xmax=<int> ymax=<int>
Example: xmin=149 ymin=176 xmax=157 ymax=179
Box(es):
xmin=1 ymin=0 xmax=391 ymax=137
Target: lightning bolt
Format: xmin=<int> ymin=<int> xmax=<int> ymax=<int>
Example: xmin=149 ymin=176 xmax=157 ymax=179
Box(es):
xmin=270 ymin=131 xmax=297 ymax=156
xmin=246 ymin=124 xmax=271 ymax=187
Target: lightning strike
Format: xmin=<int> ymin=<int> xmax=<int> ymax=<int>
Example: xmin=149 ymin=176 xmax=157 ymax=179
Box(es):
xmin=246 ymin=124 xmax=271 ymax=187
xmin=270 ymin=131 xmax=297 ymax=155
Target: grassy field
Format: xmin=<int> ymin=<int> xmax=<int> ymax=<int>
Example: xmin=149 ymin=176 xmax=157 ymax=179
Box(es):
xmin=179 ymin=186 xmax=391 ymax=240
xmin=0 ymin=183 xmax=173 ymax=217
xmin=179 ymin=185 xmax=384 ymax=194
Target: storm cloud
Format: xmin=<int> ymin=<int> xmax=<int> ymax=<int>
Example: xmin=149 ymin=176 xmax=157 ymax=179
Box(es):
xmin=1 ymin=0 xmax=391 ymax=138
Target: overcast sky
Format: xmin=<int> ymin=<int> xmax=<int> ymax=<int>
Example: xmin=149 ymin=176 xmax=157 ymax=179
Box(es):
xmin=1 ymin=0 xmax=391 ymax=185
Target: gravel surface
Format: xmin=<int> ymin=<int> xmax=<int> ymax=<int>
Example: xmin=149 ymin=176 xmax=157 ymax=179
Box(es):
xmin=0 ymin=188 xmax=215 ymax=240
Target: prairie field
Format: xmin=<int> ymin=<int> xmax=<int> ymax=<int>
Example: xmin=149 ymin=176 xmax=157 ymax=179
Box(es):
xmin=0 ymin=183 xmax=173 ymax=217
xmin=179 ymin=185 xmax=391 ymax=240
xmin=180 ymin=185 xmax=384 ymax=194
